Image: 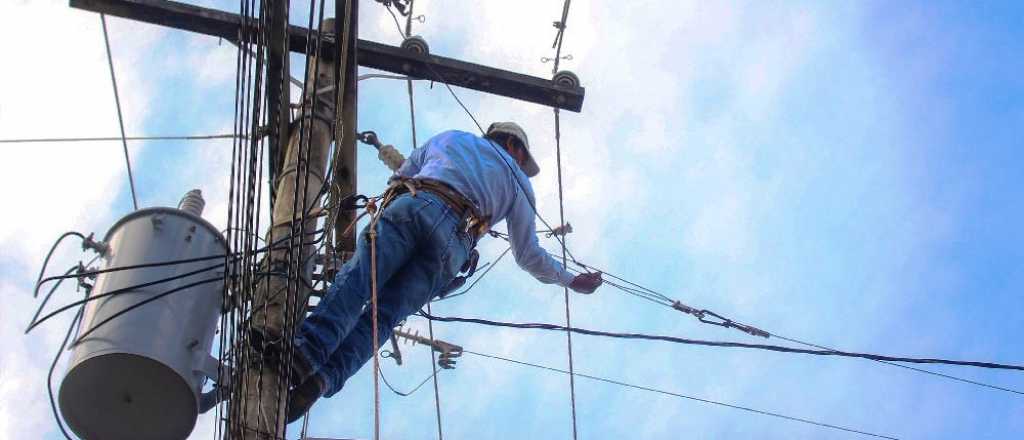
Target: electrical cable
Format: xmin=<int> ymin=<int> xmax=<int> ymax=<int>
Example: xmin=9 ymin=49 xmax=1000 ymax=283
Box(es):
xmin=32 ymin=227 xmax=323 ymax=299
xmin=34 ymin=232 xmax=85 ymax=298
xmin=48 ymin=307 xmax=84 ymax=440
xmin=100 ymin=14 xmax=139 ymax=211
xmin=0 ymin=134 xmax=241 ymax=144
xmin=463 ymin=349 xmax=898 ymax=440
xmin=561 ymin=262 xmax=1024 ymax=395
xmin=379 ymin=364 xmax=439 ymax=397
xmin=27 ymin=262 xmax=225 ymax=334
xmin=552 ymin=102 xmax=578 ymax=440
xmin=419 ymin=312 xmax=1024 ymax=372
xmin=72 ymin=277 xmax=224 ymax=346
xmin=30 ymin=255 xmax=102 ymax=331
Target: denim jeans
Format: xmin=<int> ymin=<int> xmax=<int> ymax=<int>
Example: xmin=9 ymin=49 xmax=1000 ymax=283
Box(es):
xmin=294 ymin=191 xmax=472 ymax=396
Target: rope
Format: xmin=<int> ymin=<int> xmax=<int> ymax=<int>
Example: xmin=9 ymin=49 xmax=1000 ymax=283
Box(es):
xmin=553 ymin=109 xmax=579 ymax=439
xmin=464 ymin=350 xmax=899 ymax=440
xmin=368 ymin=199 xmax=390 ymax=440
xmin=100 ymin=14 xmax=139 ymax=210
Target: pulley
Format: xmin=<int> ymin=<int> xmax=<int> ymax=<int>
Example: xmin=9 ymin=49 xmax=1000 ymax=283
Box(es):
xmin=401 ymin=35 xmax=430 ymax=55
xmin=552 ymin=70 xmax=580 ymax=89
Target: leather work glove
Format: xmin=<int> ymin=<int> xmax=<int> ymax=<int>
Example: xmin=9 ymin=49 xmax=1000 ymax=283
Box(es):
xmin=568 ymin=272 xmax=603 ymax=294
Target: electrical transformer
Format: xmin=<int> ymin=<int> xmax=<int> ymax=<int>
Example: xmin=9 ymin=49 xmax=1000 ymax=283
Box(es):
xmin=59 ymin=190 xmax=228 ymax=440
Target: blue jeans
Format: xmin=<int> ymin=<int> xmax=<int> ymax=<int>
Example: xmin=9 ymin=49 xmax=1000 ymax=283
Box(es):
xmin=294 ymin=192 xmax=472 ymax=396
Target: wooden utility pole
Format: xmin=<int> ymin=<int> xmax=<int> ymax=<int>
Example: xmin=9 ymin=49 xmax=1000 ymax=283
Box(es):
xmin=236 ymin=15 xmax=345 ymax=438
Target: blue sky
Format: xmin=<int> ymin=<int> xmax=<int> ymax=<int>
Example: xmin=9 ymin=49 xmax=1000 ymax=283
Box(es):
xmin=2 ymin=1 xmax=1023 ymax=439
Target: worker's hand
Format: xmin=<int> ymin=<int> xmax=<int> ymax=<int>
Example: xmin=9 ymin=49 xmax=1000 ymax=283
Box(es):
xmin=568 ymin=272 xmax=603 ymax=294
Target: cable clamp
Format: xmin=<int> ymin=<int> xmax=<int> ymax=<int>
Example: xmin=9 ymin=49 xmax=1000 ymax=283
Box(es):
xmin=81 ymin=232 xmax=109 ymax=255
xmin=696 ymin=309 xmax=770 ymax=339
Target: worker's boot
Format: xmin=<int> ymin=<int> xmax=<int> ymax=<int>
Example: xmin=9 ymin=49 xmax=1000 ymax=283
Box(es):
xmin=286 ymin=373 xmax=326 ymax=424
xmin=249 ymin=326 xmax=315 ymax=386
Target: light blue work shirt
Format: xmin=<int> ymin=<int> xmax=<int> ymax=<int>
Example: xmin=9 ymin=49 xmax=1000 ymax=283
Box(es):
xmin=395 ymin=130 xmax=575 ymax=287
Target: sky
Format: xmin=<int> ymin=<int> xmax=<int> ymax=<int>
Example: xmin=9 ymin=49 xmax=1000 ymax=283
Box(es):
xmin=1 ymin=0 xmax=1023 ymax=439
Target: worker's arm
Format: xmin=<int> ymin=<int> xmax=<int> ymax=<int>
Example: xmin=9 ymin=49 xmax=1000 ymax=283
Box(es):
xmin=505 ymin=182 xmax=576 ymax=287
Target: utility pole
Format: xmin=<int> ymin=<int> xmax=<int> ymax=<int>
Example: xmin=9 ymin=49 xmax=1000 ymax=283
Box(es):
xmin=234 ymin=15 xmax=341 ymax=438
xmin=67 ymin=1 xmax=586 ymax=438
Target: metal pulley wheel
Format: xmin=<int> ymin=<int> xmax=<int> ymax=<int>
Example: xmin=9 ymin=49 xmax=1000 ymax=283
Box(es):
xmin=553 ymin=70 xmax=580 ymax=89
xmin=401 ymin=35 xmax=430 ymax=55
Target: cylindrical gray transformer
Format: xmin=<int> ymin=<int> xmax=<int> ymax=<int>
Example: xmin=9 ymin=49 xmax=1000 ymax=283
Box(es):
xmin=59 ymin=192 xmax=227 ymax=440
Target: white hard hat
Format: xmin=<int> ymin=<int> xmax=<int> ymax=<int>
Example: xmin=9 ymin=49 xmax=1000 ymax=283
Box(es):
xmin=487 ymin=121 xmax=539 ymax=177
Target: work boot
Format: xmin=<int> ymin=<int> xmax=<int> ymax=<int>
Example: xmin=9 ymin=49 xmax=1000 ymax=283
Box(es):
xmin=286 ymin=373 xmax=326 ymax=424
xmin=248 ymin=326 xmax=315 ymax=386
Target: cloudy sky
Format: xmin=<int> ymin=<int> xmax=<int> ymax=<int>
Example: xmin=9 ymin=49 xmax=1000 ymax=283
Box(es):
xmin=2 ymin=0 xmax=1022 ymax=439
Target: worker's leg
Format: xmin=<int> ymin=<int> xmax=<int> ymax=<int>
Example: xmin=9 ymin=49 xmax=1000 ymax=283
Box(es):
xmin=294 ymin=193 xmax=438 ymax=372
xmin=316 ymin=202 xmax=471 ymax=396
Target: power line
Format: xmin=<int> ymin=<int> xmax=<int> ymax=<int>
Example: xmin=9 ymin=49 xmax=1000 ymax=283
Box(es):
xmin=559 ymin=261 xmax=1024 ymax=395
xmin=550 ymin=0 xmax=572 ymax=74
xmin=100 ymin=14 xmax=138 ymax=211
xmin=463 ymin=349 xmax=898 ymax=440
xmin=0 ymin=134 xmax=241 ymax=144
xmin=401 ymin=3 xmax=444 ymax=436
xmin=552 ymin=91 xmax=579 ymax=440
xmin=419 ymin=312 xmax=1024 ymax=372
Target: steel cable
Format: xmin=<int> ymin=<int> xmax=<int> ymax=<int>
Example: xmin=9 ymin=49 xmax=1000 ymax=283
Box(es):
xmin=464 ymin=349 xmax=898 ymax=440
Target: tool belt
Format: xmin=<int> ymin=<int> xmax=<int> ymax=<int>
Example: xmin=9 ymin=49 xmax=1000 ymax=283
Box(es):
xmin=387 ymin=177 xmax=491 ymax=242
xmin=384 ymin=177 xmax=487 ymax=298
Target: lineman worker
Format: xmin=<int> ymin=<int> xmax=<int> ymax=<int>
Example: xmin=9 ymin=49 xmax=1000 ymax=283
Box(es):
xmin=276 ymin=122 xmax=603 ymax=421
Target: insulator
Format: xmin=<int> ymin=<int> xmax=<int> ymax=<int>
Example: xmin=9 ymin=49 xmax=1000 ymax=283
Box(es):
xmin=177 ymin=189 xmax=206 ymax=216
xmin=378 ymin=144 xmax=406 ymax=171
xmin=552 ymin=70 xmax=580 ymax=89
xmin=401 ymin=35 xmax=430 ymax=55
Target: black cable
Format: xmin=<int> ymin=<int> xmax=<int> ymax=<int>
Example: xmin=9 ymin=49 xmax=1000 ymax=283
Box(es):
xmin=768 ymin=334 xmax=1024 ymax=396
xmin=32 ymin=228 xmax=324 ymax=298
xmin=72 ymin=277 xmax=223 ymax=345
xmin=464 ymin=349 xmax=898 ymax=440
xmin=563 ymin=261 xmax=1024 ymax=394
xmin=30 ymin=254 xmax=101 ymax=330
xmin=100 ymin=14 xmax=139 ymax=211
xmin=379 ymin=364 xmax=439 ymax=397
xmin=49 ymin=307 xmax=84 ymax=440
xmin=419 ymin=312 xmax=1024 ymax=372
xmin=31 ymin=266 xmax=79 ymax=328
xmin=35 ymin=232 xmax=85 ymax=298
xmin=27 ymin=262 xmax=225 ymax=334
